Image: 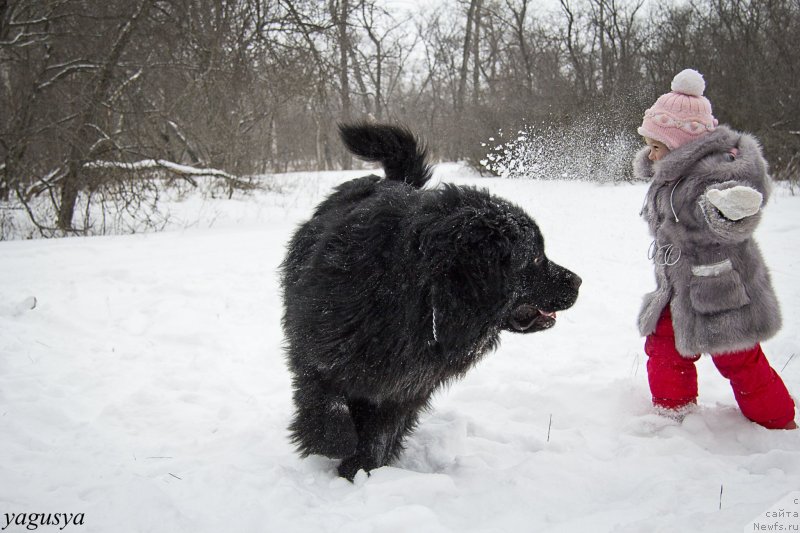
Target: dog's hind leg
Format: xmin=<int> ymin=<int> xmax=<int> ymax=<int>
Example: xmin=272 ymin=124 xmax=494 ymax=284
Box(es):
xmin=288 ymin=375 xmax=358 ymax=460
xmin=337 ymin=398 xmax=426 ymax=480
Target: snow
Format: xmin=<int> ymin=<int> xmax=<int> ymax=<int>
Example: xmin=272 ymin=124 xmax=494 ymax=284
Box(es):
xmin=1 ymin=164 xmax=799 ymax=532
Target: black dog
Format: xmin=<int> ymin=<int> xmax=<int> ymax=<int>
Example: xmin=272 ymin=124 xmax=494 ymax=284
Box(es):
xmin=281 ymin=123 xmax=580 ymax=480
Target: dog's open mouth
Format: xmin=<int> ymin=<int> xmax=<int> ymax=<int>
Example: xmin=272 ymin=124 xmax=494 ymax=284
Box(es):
xmin=507 ymin=304 xmax=557 ymax=332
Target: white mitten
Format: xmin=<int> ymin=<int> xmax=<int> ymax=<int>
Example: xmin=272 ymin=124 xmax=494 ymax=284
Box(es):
xmin=705 ymin=186 xmax=763 ymax=221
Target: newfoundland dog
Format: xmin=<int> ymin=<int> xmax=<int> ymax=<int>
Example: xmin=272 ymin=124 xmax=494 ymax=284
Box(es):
xmin=281 ymin=122 xmax=580 ymax=480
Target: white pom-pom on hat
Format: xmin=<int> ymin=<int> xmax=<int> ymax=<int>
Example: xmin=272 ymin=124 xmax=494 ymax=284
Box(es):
xmin=671 ymin=69 xmax=706 ymax=96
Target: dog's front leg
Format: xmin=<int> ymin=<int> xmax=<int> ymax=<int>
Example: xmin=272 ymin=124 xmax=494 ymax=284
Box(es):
xmin=337 ymin=398 xmax=426 ymax=481
xmin=288 ymin=374 xmax=358 ymax=459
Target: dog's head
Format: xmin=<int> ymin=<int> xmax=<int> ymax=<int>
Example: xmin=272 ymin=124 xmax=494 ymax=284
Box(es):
xmin=419 ymin=185 xmax=580 ymax=337
xmin=502 ymin=250 xmax=581 ymax=334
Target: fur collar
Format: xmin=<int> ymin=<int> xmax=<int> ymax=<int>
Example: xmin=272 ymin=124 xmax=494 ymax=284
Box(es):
xmin=633 ymin=125 xmax=764 ymax=183
xmin=634 ymin=124 xmax=771 ymax=202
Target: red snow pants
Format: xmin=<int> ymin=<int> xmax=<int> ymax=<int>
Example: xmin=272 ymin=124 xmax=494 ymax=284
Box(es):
xmin=645 ymin=307 xmax=796 ymax=429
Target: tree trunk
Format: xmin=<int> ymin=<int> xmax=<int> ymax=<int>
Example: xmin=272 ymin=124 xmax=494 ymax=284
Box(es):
xmin=334 ymin=0 xmax=353 ymax=169
xmin=506 ymin=0 xmax=533 ymax=96
xmin=457 ymin=0 xmax=480 ymax=111
xmin=375 ymin=41 xmax=383 ymax=119
xmin=559 ymin=0 xmax=589 ymax=102
xmin=57 ymin=0 xmax=152 ymax=231
xmin=471 ymin=0 xmax=482 ymax=107
xmin=347 ymin=45 xmax=373 ymax=117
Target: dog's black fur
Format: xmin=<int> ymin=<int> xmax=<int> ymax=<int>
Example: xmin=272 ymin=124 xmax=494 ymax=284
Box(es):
xmin=281 ymin=123 xmax=581 ymax=480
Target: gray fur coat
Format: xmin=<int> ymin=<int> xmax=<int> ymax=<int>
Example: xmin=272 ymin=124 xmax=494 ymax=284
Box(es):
xmin=635 ymin=125 xmax=781 ymax=356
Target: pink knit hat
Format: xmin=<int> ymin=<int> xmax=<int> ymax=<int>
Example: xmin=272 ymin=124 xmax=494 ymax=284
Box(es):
xmin=638 ymin=69 xmax=718 ymax=150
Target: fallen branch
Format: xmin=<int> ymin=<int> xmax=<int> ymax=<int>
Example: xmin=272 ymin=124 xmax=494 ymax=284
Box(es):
xmin=24 ymin=166 xmax=67 ymax=199
xmin=85 ymin=159 xmax=237 ymax=181
xmin=21 ymin=159 xmax=256 ymax=205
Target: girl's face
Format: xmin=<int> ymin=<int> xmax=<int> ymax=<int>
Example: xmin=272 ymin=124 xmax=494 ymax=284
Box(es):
xmin=645 ymin=138 xmax=670 ymax=161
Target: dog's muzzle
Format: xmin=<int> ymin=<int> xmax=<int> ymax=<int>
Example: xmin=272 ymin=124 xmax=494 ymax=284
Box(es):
xmin=508 ymin=304 xmax=557 ymax=332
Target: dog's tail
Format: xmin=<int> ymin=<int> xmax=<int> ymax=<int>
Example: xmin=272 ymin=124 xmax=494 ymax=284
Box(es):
xmin=338 ymin=122 xmax=433 ymax=188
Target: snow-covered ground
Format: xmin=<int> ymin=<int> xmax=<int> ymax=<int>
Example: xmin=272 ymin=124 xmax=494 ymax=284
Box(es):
xmin=1 ymin=164 xmax=798 ymax=532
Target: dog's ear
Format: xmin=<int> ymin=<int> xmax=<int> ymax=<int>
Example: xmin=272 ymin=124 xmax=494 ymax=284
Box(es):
xmin=421 ymin=215 xmax=512 ymax=353
xmin=419 ymin=208 xmax=520 ymax=303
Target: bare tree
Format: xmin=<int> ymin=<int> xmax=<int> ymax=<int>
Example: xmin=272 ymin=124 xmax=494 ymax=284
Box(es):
xmin=503 ymin=0 xmax=534 ymax=96
xmin=587 ymin=0 xmax=644 ymax=98
xmin=57 ymin=0 xmax=153 ymax=231
xmin=455 ymin=0 xmax=483 ymax=112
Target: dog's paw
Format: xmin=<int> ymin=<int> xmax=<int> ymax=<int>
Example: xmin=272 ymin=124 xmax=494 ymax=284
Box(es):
xmin=337 ymin=455 xmax=369 ymax=481
xmin=322 ymin=405 xmax=358 ymax=459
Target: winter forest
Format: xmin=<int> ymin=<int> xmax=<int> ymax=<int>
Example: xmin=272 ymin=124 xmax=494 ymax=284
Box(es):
xmin=1 ymin=0 xmax=799 ymax=238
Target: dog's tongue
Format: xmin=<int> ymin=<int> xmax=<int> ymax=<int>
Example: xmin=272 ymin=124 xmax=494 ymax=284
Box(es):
xmin=541 ymin=311 xmax=557 ymax=319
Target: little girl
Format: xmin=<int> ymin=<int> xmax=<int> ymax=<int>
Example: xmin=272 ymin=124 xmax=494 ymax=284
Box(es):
xmin=634 ymin=68 xmax=796 ymax=429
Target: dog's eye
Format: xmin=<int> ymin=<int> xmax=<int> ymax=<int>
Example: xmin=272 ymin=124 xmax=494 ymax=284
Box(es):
xmin=533 ymin=256 xmax=545 ymax=267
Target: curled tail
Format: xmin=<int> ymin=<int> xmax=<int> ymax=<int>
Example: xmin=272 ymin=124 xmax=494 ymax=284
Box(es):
xmin=338 ymin=122 xmax=433 ymax=188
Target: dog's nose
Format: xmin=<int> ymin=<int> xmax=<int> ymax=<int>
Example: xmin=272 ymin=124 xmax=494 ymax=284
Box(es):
xmin=570 ymin=274 xmax=582 ymax=290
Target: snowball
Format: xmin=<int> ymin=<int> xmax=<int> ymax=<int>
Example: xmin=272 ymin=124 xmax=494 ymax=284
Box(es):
xmin=671 ymin=69 xmax=705 ymax=96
